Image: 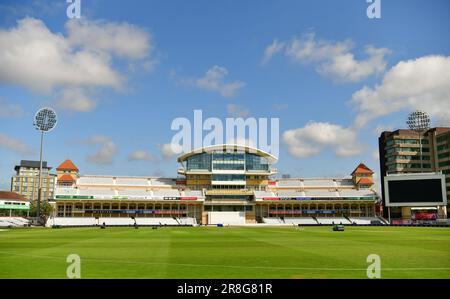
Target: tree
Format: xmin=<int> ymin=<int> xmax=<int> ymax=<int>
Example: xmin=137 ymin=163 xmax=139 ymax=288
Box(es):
xmin=29 ymin=200 xmax=54 ymax=225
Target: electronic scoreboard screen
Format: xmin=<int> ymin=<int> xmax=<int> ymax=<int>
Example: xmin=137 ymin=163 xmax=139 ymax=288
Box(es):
xmin=384 ymin=174 xmax=447 ymax=207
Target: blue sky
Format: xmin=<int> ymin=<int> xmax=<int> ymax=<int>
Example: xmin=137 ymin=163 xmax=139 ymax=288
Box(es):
xmin=0 ymin=0 xmax=449 ymax=189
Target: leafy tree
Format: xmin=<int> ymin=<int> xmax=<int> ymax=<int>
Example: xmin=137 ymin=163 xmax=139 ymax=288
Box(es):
xmin=29 ymin=200 xmax=54 ymax=225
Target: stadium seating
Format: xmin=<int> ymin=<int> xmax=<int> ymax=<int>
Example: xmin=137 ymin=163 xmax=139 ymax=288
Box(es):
xmin=276 ymin=179 xmax=302 ymax=187
xmin=334 ymin=179 xmax=355 ymax=187
xmin=302 ymin=179 xmax=335 ymax=188
xmin=305 ymin=189 xmax=339 ymax=197
xmin=116 ymin=189 xmax=152 ymax=197
xmin=276 ymin=190 xmax=305 ymax=197
xmin=178 ymin=217 xmax=197 ymax=225
xmin=46 ymin=217 xmax=196 ymax=226
xmin=152 ymin=189 xmax=181 ymax=198
xmin=315 ymin=217 xmax=351 ymax=225
xmin=338 ymin=189 xmax=376 ymax=197
xmin=44 ymin=216 xmax=389 ymax=227
xmin=348 ymin=217 xmax=384 ymax=225
xmin=150 ymin=178 xmax=177 ymax=186
xmin=54 ymin=187 xmax=78 ymax=195
xmin=78 ymin=176 xmax=114 ymax=185
xmin=78 ymin=188 xmax=115 ymax=199
xmin=47 ymin=217 xmax=97 ymax=227
xmin=263 ymin=217 xmax=285 ymax=224
xmin=182 ymin=190 xmax=204 ymax=198
xmin=99 ymin=218 xmax=134 ymax=226
xmin=134 ymin=217 xmax=193 ymax=225
xmin=0 ymin=217 xmax=30 ymax=227
xmin=263 ymin=217 xmax=319 ymax=225
xmin=284 ymin=218 xmax=318 ymax=225
xmin=253 ymin=191 xmax=276 ymax=200
xmin=115 ymin=177 xmax=150 ymax=186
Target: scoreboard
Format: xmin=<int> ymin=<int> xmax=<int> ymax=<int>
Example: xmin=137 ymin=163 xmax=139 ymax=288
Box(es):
xmin=384 ymin=173 xmax=447 ymax=207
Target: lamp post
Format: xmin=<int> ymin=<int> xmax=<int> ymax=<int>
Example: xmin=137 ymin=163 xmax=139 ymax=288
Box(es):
xmin=33 ymin=108 xmax=57 ymax=225
xmin=406 ymin=110 xmax=431 ymax=171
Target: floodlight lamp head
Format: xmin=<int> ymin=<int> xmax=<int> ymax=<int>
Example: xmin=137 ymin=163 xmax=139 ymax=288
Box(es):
xmin=406 ymin=110 xmax=430 ymax=132
xmin=34 ymin=107 xmax=57 ymax=132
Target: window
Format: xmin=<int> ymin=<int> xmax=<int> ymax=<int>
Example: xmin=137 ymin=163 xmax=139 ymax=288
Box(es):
xmin=438 ymin=152 xmax=450 ymax=159
xmin=245 ymin=154 xmax=269 ymax=171
xmin=439 ymin=160 xmax=450 ymax=167
xmin=387 ymin=163 xmax=432 ymax=170
xmin=387 ymin=155 xmax=430 ymax=161
xmin=212 ymin=152 xmax=245 ymax=170
xmin=186 ymin=153 xmax=211 ymax=171
xmin=212 ymin=174 xmax=245 ymax=181
xmin=437 ymin=135 xmax=450 ymax=143
xmin=437 ymin=144 xmax=449 ymax=151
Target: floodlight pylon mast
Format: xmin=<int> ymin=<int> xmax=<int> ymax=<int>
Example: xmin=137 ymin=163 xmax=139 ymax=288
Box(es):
xmin=33 ymin=107 xmax=57 ymax=226
xmin=37 ymin=130 xmax=44 ymax=224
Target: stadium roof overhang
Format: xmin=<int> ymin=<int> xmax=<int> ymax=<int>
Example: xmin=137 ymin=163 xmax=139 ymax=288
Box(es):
xmin=177 ymin=144 xmax=278 ymax=164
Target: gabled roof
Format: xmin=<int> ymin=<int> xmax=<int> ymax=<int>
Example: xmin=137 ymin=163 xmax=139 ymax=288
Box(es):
xmin=351 ymin=163 xmax=374 ymax=175
xmin=0 ymin=191 xmax=28 ymax=201
xmin=357 ymin=177 xmax=374 ymax=185
xmin=58 ymin=174 xmax=76 ymax=182
xmin=57 ymin=159 xmax=78 ymax=171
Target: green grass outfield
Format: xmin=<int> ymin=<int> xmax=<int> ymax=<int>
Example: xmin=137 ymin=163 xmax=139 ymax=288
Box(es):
xmin=1 ymin=226 xmax=449 ymax=278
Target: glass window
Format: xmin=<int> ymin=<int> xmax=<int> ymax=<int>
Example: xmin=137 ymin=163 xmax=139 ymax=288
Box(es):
xmin=186 ymin=153 xmax=211 ymax=171
xmin=212 ymin=174 xmax=245 ymax=181
xmin=212 ymin=151 xmax=245 ymax=170
xmin=245 ymin=154 xmax=269 ymax=171
xmin=438 ymin=152 xmax=450 ymax=159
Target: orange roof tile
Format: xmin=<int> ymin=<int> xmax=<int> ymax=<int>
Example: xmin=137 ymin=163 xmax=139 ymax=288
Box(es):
xmin=358 ymin=177 xmax=374 ymax=185
xmin=351 ymin=163 xmax=374 ymax=175
xmin=57 ymin=159 xmax=78 ymax=171
xmin=0 ymin=191 xmax=28 ymax=201
xmin=58 ymin=174 xmax=76 ymax=182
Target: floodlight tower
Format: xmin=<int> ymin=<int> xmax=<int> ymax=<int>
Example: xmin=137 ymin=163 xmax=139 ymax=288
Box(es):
xmin=33 ymin=108 xmax=57 ymax=224
xmin=406 ymin=110 xmax=431 ymax=171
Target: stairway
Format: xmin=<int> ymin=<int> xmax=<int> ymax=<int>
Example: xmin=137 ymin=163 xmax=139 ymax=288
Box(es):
xmin=377 ymin=215 xmax=389 ymax=225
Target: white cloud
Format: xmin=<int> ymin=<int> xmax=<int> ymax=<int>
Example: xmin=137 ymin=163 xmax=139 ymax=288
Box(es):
xmin=128 ymin=150 xmax=155 ymax=161
xmin=283 ymin=122 xmax=363 ymax=158
xmin=0 ymin=133 xmax=34 ymax=155
xmin=0 ymin=18 xmax=122 ymax=93
xmin=227 ymin=104 xmax=250 ymax=118
xmin=262 ymin=39 xmax=285 ymax=64
xmin=0 ymin=98 xmax=23 ymax=118
xmin=194 ymin=66 xmax=245 ymax=97
xmin=271 ymin=33 xmax=389 ymax=82
xmin=160 ymin=143 xmax=183 ymax=160
xmin=0 ymin=17 xmax=153 ymax=112
xmin=56 ymin=88 xmax=97 ymax=112
xmin=82 ymin=135 xmax=117 ymax=165
xmin=351 ymin=55 xmax=450 ymax=128
xmin=66 ymin=19 xmax=152 ymax=60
